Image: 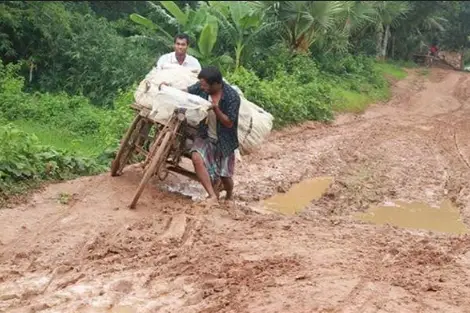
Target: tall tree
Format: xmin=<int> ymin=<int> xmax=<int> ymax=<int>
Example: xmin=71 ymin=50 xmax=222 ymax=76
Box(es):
xmin=389 ymin=1 xmax=446 ymax=59
xmin=439 ymin=1 xmax=470 ymax=69
xmin=371 ymin=1 xmax=411 ymax=59
xmin=261 ymin=1 xmax=347 ymax=53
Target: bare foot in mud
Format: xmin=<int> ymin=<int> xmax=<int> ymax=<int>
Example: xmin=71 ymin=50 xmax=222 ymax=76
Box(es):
xmin=197 ymin=197 xmax=219 ymax=209
xmin=221 ymin=199 xmax=244 ymax=220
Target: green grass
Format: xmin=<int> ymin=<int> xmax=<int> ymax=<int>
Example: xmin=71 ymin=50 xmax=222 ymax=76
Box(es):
xmin=332 ymin=86 xmax=390 ymax=114
xmin=332 ymin=61 xmax=408 ymax=114
xmin=11 ymin=120 xmax=105 ymax=157
xmin=331 ymin=88 xmax=373 ymax=113
xmin=374 ymin=62 xmax=408 ymax=80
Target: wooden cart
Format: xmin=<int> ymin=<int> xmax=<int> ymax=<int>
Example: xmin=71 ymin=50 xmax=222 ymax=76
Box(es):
xmin=412 ymin=54 xmax=435 ymax=67
xmin=111 ymin=103 xmax=199 ymax=209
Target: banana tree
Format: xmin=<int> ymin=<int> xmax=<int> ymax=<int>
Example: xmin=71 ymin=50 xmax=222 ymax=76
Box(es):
xmin=208 ymin=1 xmax=269 ymax=69
xmin=130 ymin=1 xmax=211 ymax=48
xmin=129 ymin=12 xmax=174 ymax=48
xmin=130 ymin=1 xmax=233 ymax=68
xmin=186 ymin=15 xmax=233 ymax=68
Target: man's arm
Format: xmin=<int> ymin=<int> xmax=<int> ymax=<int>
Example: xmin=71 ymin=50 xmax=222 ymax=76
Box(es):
xmin=158 ymin=81 xmax=200 ymax=93
xmin=214 ymin=92 xmax=240 ymax=129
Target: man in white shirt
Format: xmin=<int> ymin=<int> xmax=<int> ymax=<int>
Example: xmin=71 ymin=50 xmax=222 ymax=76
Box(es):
xmin=156 ymin=33 xmax=201 ymax=73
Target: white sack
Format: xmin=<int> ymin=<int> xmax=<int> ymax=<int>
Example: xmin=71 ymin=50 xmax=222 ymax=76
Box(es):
xmin=134 ymin=65 xmax=199 ymax=110
xmin=134 ymin=66 xmax=274 ymax=155
xmin=149 ymin=85 xmax=211 ymax=127
xmin=236 ymin=97 xmax=274 ymax=155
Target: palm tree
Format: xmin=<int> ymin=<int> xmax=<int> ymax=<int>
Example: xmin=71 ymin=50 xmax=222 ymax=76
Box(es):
xmin=381 ymin=1 xmax=446 ymax=59
xmin=316 ymin=1 xmax=376 ymax=54
xmin=370 ymin=1 xmax=411 ymax=59
xmin=260 ymin=1 xmax=378 ymax=54
xmin=130 ymin=1 xmax=233 ymax=68
xmin=260 ymin=1 xmax=347 ymax=53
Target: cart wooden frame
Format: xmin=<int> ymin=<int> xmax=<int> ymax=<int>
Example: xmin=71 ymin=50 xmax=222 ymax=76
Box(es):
xmin=412 ymin=54 xmax=439 ymax=67
xmin=111 ymin=103 xmax=199 ymax=209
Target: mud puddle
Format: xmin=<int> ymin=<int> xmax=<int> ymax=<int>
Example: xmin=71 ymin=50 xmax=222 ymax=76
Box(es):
xmin=356 ymin=199 xmax=468 ymax=234
xmin=263 ymin=177 xmax=333 ymax=214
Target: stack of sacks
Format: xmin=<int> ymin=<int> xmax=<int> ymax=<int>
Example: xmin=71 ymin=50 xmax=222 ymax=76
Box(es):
xmin=133 ymin=65 xmax=274 ymax=155
xmin=134 ymin=64 xmax=199 ymax=110
xmin=149 ymin=85 xmax=212 ymax=127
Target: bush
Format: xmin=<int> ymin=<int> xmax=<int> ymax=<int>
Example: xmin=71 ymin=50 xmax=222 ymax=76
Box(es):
xmin=98 ymin=87 xmax=136 ymax=149
xmin=227 ymin=64 xmax=333 ymax=128
xmin=0 ymin=60 xmax=106 ymax=137
xmin=0 ymin=123 xmax=104 ymax=205
xmin=0 ymin=2 xmax=157 ymax=107
xmin=35 ymin=12 xmax=155 ymax=107
xmin=228 ymin=51 xmax=398 ymax=125
xmin=315 ymin=53 xmax=386 ymax=87
xmin=0 ymin=60 xmax=139 ymax=162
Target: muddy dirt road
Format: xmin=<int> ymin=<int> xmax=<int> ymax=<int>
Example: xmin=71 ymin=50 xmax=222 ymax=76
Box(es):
xmin=1 ymin=68 xmax=470 ymax=313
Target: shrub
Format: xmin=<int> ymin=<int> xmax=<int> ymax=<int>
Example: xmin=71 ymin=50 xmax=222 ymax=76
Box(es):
xmin=98 ymin=87 xmax=136 ymax=149
xmin=0 ymin=2 xmax=157 ymax=107
xmin=0 ymin=123 xmax=104 ymax=205
xmin=0 ymin=60 xmax=106 ymax=137
xmin=227 ymin=65 xmax=333 ymax=128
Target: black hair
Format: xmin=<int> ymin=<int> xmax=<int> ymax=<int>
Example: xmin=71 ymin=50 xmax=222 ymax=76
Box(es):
xmin=174 ymin=33 xmax=190 ymax=45
xmin=197 ymin=66 xmax=223 ymax=85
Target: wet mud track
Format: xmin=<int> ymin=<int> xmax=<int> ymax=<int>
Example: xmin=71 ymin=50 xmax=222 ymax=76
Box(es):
xmin=1 ymin=68 xmax=470 ymax=313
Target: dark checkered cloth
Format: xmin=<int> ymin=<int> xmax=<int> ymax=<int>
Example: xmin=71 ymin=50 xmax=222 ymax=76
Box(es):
xmin=187 ymin=82 xmax=241 ymax=157
xmin=190 ymin=137 xmax=235 ymax=183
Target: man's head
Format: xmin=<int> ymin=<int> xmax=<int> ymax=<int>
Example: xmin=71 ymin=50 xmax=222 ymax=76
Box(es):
xmin=197 ymin=66 xmax=223 ymax=95
xmin=174 ymin=33 xmax=190 ymax=56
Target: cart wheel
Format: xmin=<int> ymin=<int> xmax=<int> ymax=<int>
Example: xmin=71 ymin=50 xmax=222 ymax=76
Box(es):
xmin=129 ymin=130 xmax=172 ymax=209
xmin=425 ymin=56 xmax=433 ymax=68
xmin=111 ymin=115 xmax=144 ymax=177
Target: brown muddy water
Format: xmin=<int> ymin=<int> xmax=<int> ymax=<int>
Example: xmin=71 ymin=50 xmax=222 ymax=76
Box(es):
xmin=263 ymin=177 xmax=333 ymax=214
xmin=356 ymin=199 xmax=469 ymax=234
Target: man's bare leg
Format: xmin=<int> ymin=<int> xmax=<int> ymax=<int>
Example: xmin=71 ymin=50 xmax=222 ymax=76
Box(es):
xmin=213 ymin=178 xmax=225 ymax=199
xmin=191 ymin=152 xmax=217 ymax=199
xmin=213 ymin=182 xmax=220 ymax=200
xmin=221 ymin=177 xmax=234 ymax=200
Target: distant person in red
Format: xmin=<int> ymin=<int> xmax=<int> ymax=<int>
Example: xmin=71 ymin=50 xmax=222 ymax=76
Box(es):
xmin=430 ymin=44 xmax=439 ymax=57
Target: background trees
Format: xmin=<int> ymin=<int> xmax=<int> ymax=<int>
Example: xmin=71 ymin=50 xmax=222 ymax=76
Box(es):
xmin=1 ymin=0 xmax=468 ymax=106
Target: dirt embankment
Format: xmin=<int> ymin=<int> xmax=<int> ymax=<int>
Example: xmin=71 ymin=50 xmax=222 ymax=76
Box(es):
xmin=1 ymin=68 xmax=470 ymax=313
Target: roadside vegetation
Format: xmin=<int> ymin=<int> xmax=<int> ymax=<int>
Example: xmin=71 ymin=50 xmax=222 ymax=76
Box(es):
xmin=1 ymin=1 xmax=469 ymax=204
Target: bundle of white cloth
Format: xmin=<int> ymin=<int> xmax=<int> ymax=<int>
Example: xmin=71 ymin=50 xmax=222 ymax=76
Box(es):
xmin=134 ymin=63 xmax=274 ymax=155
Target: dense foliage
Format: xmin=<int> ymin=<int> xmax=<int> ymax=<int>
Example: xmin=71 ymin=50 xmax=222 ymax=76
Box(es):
xmin=0 ymin=1 xmax=157 ymax=106
xmin=0 ymin=123 xmax=105 ymax=206
xmin=1 ymin=1 xmax=469 ymax=202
